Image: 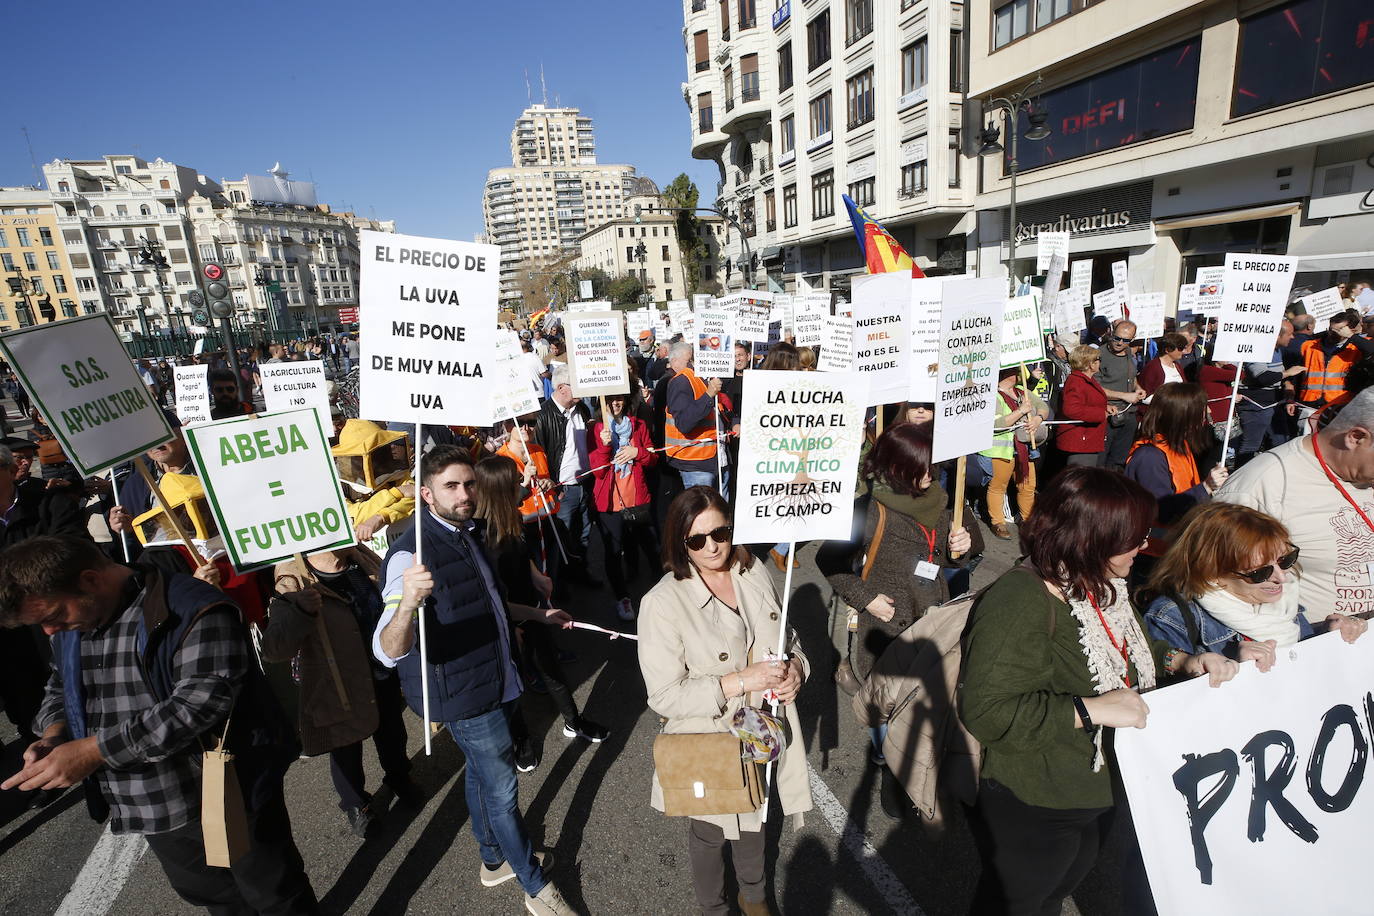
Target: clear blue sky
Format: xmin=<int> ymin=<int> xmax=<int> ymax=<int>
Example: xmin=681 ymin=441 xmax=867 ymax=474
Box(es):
xmin=2 ymin=0 xmax=719 ymax=241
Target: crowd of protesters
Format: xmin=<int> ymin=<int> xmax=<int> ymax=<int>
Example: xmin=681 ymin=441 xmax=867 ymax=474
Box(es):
xmin=1 ymin=275 xmax=1373 ymax=915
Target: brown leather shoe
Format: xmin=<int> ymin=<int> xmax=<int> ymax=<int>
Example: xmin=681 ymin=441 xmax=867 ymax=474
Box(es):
xmin=737 ymin=892 xmax=773 ymax=916
xmin=834 ymin=657 xmax=861 ymax=696
xmin=991 ymin=523 xmax=1012 ymax=540
xmin=769 ymin=548 xmax=798 ymax=570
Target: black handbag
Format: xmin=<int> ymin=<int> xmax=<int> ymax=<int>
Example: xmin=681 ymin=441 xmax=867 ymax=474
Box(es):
xmin=613 ymin=470 xmax=650 ymax=526
xmin=815 ymin=491 xmax=873 ymax=578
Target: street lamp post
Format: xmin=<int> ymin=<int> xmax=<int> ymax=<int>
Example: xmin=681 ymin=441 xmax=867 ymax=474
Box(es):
xmin=635 ymin=240 xmax=649 ymax=305
xmin=649 ymin=204 xmax=753 ymax=291
xmin=977 ymin=74 xmax=1052 ymax=290
xmin=5 ymin=270 xmax=36 ymax=328
xmin=255 ymin=270 xmax=275 ymax=339
xmin=138 ymin=236 xmax=180 ymax=355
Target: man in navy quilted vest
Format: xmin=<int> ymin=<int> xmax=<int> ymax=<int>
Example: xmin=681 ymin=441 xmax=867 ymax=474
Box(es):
xmin=373 ymin=444 xmax=576 ymax=916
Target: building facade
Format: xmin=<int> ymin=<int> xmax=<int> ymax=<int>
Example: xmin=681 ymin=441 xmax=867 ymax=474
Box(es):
xmin=0 ymin=187 xmax=87 ymax=333
xmin=575 ymin=190 xmax=726 ymax=302
xmin=484 ymin=105 xmax=642 ymax=310
xmin=682 ymin=0 xmax=975 ymax=296
xmin=970 ymin=0 xmax=1374 ymax=305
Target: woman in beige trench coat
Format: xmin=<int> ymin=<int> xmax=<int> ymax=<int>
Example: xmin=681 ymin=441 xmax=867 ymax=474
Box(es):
xmin=638 ymin=486 xmax=813 ymax=916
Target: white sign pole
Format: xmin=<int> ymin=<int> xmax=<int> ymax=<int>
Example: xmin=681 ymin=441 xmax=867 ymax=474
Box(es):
xmin=758 ymin=540 xmax=796 ymax=826
xmin=414 ymin=431 xmax=431 ymax=756
xmin=109 ymin=467 xmax=131 ymax=562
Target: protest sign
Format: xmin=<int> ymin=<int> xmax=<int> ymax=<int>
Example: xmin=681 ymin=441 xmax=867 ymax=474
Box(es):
xmin=579 ymin=279 xmax=594 ymax=300
xmin=1302 ymin=286 xmax=1345 ymax=331
xmin=1178 ymin=283 xmax=1200 ymax=320
xmin=1195 ymin=266 xmax=1225 ymax=316
xmin=1056 ymin=287 xmax=1089 ymax=336
xmin=999 ymin=295 xmax=1046 ymax=368
xmin=770 ymin=292 xmax=794 ymax=331
xmin=694 ymin=308 xmax=735 ymax=378
xmin=259 ymin=360 xmax=332 ymax=430
xmin=795 ymin=309 xmax=824 ymax=347
xmin=494 ymin=329 xmax=521 ymax=361
xmin=651 ymin=309 xmax=669 ymax=337
xmin=1093 ymin=288 xmax=1125 ymax=324
xmin=721 ymin=291 xmax=774 ymax=343
xmin=358 ymin=230 xmax=498 ymax=424
xmin=488 ymin=356 xmax=542 ymax=423
xmin=185 ymin=407 xmax=356 ymax=571
xmin=1069 ymin=260 xmax=1092 ymax=300
xmin=909 ymin=277 xmax=944 ymax=402
xmin=564 ymin=310 xmax=630 ymax=397
xmin=626 ymin=308 xmax=652 ymax=339
xmin=934 ymin=279 xmax=1004 ymax=464
xmin=850 ymin=272 xmax=911 ymax=407
xmin=0 ymin=313 xmax=173 ymax=476
xmin=1037 ymin=231 xmax=1070 ymax=273
xmin=1111 ymin=260 xmax=1130 ymax=300
xmin=670 ymin=299 xmax=695 ymax=337
xmin=1129 ymin=293 xmax=1167 ymax=339
xmin=1212 ymin=253 xmax=1299 ymax=362
xmin=691 ymin=293 xmax=712 ymax=310
xmin=801 ymin=290 xmax=831 ymax=316
xmin=1041 ymin=253 xmax=1066 ymax=326
xmin=817 ymin=314 xmax=854 ymax=373
xmin=567 ymin=299 xmax=612 ymax=313
xmin=174 ymin=364 xmax=212 ymax=427
xmin=1117 ymin=632 xmax=1374 ymax=915
xmin=732 ymin=370 xmax=866 ymax=544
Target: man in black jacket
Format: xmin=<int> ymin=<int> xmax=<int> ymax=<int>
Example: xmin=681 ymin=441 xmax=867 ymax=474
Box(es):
xmin=533 ymin=366 xmax=598 ymax=584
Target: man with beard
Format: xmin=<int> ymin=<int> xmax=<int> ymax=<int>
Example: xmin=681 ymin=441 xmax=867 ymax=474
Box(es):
xmin=207 ymin=368 xmax=252 ymax=420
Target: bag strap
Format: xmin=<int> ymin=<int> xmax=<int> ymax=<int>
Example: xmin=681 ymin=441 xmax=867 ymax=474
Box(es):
xmin=861 ymin=502 xmax=887 ymax=581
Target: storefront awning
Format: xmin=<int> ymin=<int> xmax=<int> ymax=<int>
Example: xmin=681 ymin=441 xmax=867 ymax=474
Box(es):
xmin=1153 ymin=201 xmax=1301 ymax=231
xmin=1286 ymin=215 xmax=1374 ymax=272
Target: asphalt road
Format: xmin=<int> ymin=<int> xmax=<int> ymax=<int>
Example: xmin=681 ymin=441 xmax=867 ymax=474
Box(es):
xmin=0 ymin=396 xmax=1133 ymax=915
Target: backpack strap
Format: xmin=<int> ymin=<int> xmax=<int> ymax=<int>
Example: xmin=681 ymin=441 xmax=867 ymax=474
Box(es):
xmin=1166 ymin=590 xmax=1204 ymax=653
xmin=861 ymin=502 xmax=888 ymax=581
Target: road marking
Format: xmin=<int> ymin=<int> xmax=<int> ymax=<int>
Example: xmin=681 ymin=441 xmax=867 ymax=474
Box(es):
xmin=55 ymin=824 xmax=147 ymax=916
xmin=808 ymin=768 xmax=925 ymax=916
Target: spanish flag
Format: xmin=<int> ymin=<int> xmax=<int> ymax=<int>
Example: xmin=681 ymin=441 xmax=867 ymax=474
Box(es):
xmin=528 ymin=307 xmax=549 ymax=329
xmin=842 ymin=194 xmax=926 ymax=278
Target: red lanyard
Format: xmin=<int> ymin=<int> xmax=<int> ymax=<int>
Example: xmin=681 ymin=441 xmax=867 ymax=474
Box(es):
xmin=1312 ymin=435 xmax=1374 ymax=535
xmin=1086 ymin=593 xmax=1132 ymax=688
xmin=914 ymin=522 xmax=937 ymax=561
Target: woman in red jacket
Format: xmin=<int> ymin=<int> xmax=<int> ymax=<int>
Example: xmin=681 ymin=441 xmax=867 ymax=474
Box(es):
xmin=590 ymin=391 xmax=660 ymax=620
xmin=1057 ymin=345 xmax=1111 ymax=467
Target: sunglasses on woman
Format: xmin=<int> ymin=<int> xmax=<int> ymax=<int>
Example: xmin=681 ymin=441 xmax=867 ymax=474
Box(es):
xmin=1234 ymin=546 xmax=1300 ymax=584
xmin=684 ymin=525 xmax=733 ymax=551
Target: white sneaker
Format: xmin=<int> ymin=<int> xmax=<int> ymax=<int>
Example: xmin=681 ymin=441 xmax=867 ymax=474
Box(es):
xmin=481 ymin=850 xmax=550 ymax=888
xmin=616 ymin=598 xmax=634 ymax=621
xmin=526 ymin=881 xmax=574 ymax=915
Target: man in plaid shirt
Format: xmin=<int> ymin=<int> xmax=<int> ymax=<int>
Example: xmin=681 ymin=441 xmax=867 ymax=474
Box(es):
xmin=0 ymin=535 xmax=318 ymax=914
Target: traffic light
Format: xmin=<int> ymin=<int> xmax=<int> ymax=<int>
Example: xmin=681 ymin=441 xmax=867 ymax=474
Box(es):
xmin=203 ymin=263 xmax=232 ymax=319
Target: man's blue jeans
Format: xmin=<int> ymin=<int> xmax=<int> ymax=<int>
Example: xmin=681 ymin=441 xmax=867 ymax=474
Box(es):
xmin=556 ymin=480 xmax=593 ymax=553
xmin=679 ymin=469 xmax=719 ymax=491
xmin=445 ymin=705 xmax=546 ymax=897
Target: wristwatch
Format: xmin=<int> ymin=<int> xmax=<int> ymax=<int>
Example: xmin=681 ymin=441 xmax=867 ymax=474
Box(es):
xmin=1072 ymin=695 xmax=1094 ymax=731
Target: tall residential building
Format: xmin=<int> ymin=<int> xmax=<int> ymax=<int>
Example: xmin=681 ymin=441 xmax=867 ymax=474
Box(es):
xmin=682 ymin=0 xmax=974 ymax=295
xmin=484 ymin=104 xmax=641 ymax=309
xmin=969 ymin=0 xmax=1374 ymax=303
xmin=0 ymin=187 xmax=87 ymax=333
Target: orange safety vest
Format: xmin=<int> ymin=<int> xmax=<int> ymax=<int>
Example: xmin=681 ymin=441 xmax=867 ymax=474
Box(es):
xmin=1300 ymin=338 xmax=1359 ymax=404
xmin=664 ymin=368 xmax=718 ymax=462
xmin=498 ymin=441 xmax=560 ymax=521
xmin=1128 ymin=435 xmax=1201 ymax=557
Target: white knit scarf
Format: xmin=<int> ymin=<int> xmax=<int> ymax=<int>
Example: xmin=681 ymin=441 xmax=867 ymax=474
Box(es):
xmin=1197 ymin=578 xmax=1302 ymax=648
xmin=1067 ymin=578 xmax=1157 ymax=771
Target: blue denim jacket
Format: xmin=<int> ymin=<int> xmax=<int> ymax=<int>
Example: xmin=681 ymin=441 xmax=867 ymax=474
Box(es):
xmin=1144 ymin=594 xmax=1314 ymax=659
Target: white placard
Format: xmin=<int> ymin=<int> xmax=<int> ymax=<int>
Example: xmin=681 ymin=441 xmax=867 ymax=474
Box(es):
xmin=770 ymin=292 xmax=794 ymax=334
xmin=0 ymin=313 xmax=173 ymax=476
xmin=489 ymin=356 xmax=542 ymax=423
xmin=1116 ymin=631 xmax=1374 ymax=916
xmin=999 ymin=295 xmax=1046 ymax=368
xmin=579 ymin=279 xmax=594 ymax=299
xmin=1037 ymin=231 xmax=1070 ymax=273
xmin=720 ymin=291 xmax=774 ymax=343
xmin=850 ymin=272 xmax=911 ymax=407
xmin=1069 ymin=260 xmax=1093 ymax=299
xmin=733 ymin=370 xmax=867 ymax=545
xmin=1057 ymin=287 xmax=1089 ymax=336
xmin=694 ymin=309 xmax=735 ymax=378
xmin=1212 ymin=253 xmax=1299 ymax=362
xmin=626 ymin=308 xmax=653 ymax=338
xmin=567 ymin=299 xmax=612 ymax=313
xmin=1195 ymin=266 xmax=1225 ymax=316
xmin=564 ymin=310 xmax=630 ymax=397
xmin=817 ymin=314 xmax=854 ymax=373
xmin=670 ymin=299 xmax=695 ymax=337
xmin=1041 ymin=253 xmax=1066 ymax=325
xmin=1302 ymin=286 xmax=1345 ymax=332
xmin=802 ymin=291 xmax=832 ymax=316
xmin=174 ymin=364 xmax=211 ymax=428
xmin=934 ymin=279 xmax=1004 ymax=463
xmin=1111 ymin=260 xmax=1130 ymax=299
xmin=1093 ymin=288 xmax=1125 ymax=324
xmin=358 ymin=230 xmax=498 ymax=424
xmin=259 ymin=360 xmax=332 ymax=431
xmin=1178 ymin=283 xmax=1200 ymax=319
xmin=909 ymin=277 xmax=944 ymax=403
xmin=796 ymin=310 xmax=824 ymax=347
xmin=651 ymin=309 xmax=669 ymax=337
xmin=184 ymin=408 xmax=356 ymax=572
xmin=1130 ymin=293 xmax=1168 ymax=339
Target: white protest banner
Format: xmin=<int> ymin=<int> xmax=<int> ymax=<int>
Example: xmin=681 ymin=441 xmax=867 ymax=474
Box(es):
xmin=1069 ymin=260 xmax=1093 ymax=300
xmin=260 ymin=360 xmax=332 ymax=430
xmin=1116 ymin=632 xmax=1374 ymax=915
xmin=651 ymin=309 xmax=669 ymax=337
xmin=1111 ymin=260 xmax=1130 ymax=300
xmin=1037 ymin=231 xmax=1070 ymax=273
xmin=488 ymin=356 xmax=542 ymax=423
xmin=1130 ymin=293 xmax=1167 ymax=339
xmin=1056 ymin=287 xmax=1089 ymax=336
xmin=721 ymin=291 xmax=774 ymax=343
xmin=694 ymin=308 xmax=735 ymax=378
xmin=850 ymin=272 xmax=910 ymax=407
xmin=802 ymin=291 xmax=832 ymax=316
xmin=769 ymin=292 xmax=793 ymax=329
xmin=691 ymin=293 xmax=712 ymax=310
xmin=670 ymin=299 xmax=695 ymax=337
xmin=909 ymin=277 xmax=945 ymax=403
xmin=1093 ymin=288 xmax=1125 ymax=324
xmin=174 ymin=364 xmax=212 ymax=428
xmin=0 ymin=314 xmax=173 ymax=476
xmin=494 ymin=329 xmax=521 ymax=361
xmin=934 ymin=279 xmax=1004 ymax=463
xmin=796 ymin=309 xmax=825 ymax=347
xmin=358 ymin=230 xmax=497 ymax=424
xmin=1041 ymin=253 xmax=1067 ymax=327
xmin=1302 ymin=286 xmax=1345 ymax=332
xmin=1195 ymin=266 xmax=1225 ymax=316
xmin=564 ymin=310 xmax=630 ymax=397
xmin=1212 ymin=253 xmax=1299 ymax=362
xmin=817 ymin=314 xmax=854 ymax=373
xmin=567 ymin=299 xmax=612 ymax=313
xmin=184 ymin=407 xmax=355 ymax=571
xmin=579 ymin=279 xmax=593 ymax=299
xmin=1178 ymin=283 xmax=1200 ymax=320
xmin=626 ymin=308 xmax=653 ymax=339
xmin=732 ymin=370 xmax=866 ymax=545
xmin=999 ymin=295 xmax=1046 ymax=368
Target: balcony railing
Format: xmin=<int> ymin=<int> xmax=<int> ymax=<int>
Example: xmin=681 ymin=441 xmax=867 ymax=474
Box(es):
xmin=695 ymin=59 xmax=710 ymax=72
xmin=691 ymin=0 xmax=706 ymax=9
xmin=766 ymin=219 xmax=776 ymax=232
xmin=725 ymin=95 xmax=736 ymax=111
xmin=699 ymin=109 xmax=714 ymax=132
xmin=847 ymin=112 xmax=875 ymax=130
xmin=738 ymin=16 xmax=756 ymax=29
xmin=741 ymin=84 xmax=761 ymax=102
